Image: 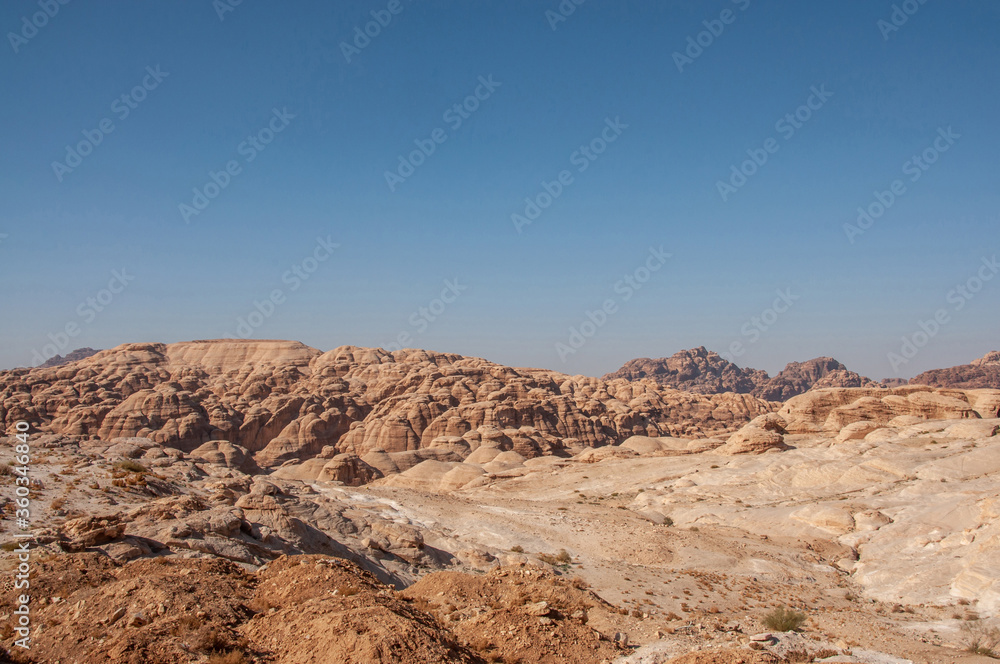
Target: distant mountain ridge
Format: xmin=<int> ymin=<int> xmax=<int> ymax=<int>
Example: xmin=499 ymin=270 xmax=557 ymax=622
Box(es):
xmin=37 ymin=347 xmax=100 ymax=368
xmin=603 ymin=347 xmax=880 ymax=401
xmin=909 ymin=351 xmax=1000 ymax=389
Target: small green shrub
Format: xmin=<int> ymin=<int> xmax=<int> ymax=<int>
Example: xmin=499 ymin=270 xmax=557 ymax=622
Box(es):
xmin=510 ymin=545 xmax=524 ymax=553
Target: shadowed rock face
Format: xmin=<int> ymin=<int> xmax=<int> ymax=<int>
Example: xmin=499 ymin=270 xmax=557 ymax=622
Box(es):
xmin=910 ymin=350 xmax=1000 ymax=389
xmin=604 ymin=349 xmax=876 ymax=401
xmin=0 ymin=339 xmax=775 ymax=469
xmin=602 ymin=347 xmax=769 ymax=395
xmin=754 ymin=357 xmax=877 ymax=401
xmin=37 ymin=347 xmax=100 ymax=368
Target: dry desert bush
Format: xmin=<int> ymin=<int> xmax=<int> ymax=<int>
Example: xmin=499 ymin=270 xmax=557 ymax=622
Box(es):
xmin=962 ymin=620 xmax=1000 ymax=657
xmin=762 ymin=606 xmax=807 ymax=632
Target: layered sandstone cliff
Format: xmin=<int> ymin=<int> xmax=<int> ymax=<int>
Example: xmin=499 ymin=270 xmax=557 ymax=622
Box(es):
xmin=0 ymin=339 xmax=775 ymax=470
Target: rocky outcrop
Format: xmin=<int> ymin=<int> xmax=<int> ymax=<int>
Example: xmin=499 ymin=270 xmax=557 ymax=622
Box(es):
xmin=778 ymin=385 xmax=1000 ymax=433
xmin=189 ymin=440 xmax=250 ymax=470
xmin=37 ymin=347 xmax=100 ymax=368
xmin=602 ymin=347 xmax=769 ymax=395
xmin=716 ymin=413 xmax=790 ymax=455
xmin=604 ymin=349 xmax=876 ymax=401
xmin=754 ymin=358 xmax=877 ymax=401
xmin=910 ymin=350 xmax=1000 ymax=389
xmin=0 ymin=339 xmax=775 ymax=473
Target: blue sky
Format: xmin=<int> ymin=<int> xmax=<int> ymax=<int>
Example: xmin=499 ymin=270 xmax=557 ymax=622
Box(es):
xmin=1 ymin=0 xmax=998 ymax=379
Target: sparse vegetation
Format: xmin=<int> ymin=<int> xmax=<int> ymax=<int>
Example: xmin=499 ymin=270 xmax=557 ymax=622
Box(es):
xmin=113 ymin=460 xmax=147 ymax=474
xmin=169 ymin=615 xmax=203 ymax=635
xmin=207 ymin=652 xmax=247 ymax=664
xmin=783 ymin=648 xmax=839 ymax=662
xmin=510 ymin=545 xmax=524 ymax=553
xmin=961 ymin=620 xmax=1000 ymax=657
xmin=763 ymin=606 xmax=807 ymax=632
xmin=538 ymin=549 xmax=572 ymax=566
xmin=663 ymin=516 xmax=674 ymax=527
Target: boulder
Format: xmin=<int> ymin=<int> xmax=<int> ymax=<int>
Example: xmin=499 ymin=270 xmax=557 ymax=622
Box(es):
xmin=717 ymin=424 xmax=789 ymax=455
xmin=189 ymin=440 xmax=248 ymax=469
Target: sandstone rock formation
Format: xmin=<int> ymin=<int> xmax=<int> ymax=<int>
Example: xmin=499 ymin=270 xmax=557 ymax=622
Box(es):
xmin=4 ymin=382 xmax=999 ymax=662
xmin=756 ymin=358 xmax=877 ymax=401
xmin=777 ymin=385 xmax=999 ymax=433
xmin=910 ymin=350 xmax=1000 ymax=389
xmin=0 ymin=340 xmax=776 ymax=474
xmin=602 ymin=347 xmax=769 ymax=395
xmin=604 ymin=349 xmax=877 ymax=401
xmin=715 ymin=413 xmax=789 ymax=455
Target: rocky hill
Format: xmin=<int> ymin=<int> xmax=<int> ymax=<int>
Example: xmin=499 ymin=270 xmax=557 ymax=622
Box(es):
xmin=604 ymin=348 xmax=877 ymax=401
xmin=0 ymin=339 xmax=775 ymax=476
xmin=2 ymin=379 xmax=998 ymax=663
xmin=601 ymin=347 xmax=769 ymax=395
xmin=910 ymin=350 xmax=1000 ymax=389
xmin=37 ymin=346 xmax=100 ymax=368
xmin=756 ymin=357 xmax=877 ymax=400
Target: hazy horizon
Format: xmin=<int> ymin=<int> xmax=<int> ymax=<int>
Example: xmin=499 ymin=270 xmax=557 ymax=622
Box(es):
xmin=5 ymin=336 xmax=995 ymax=383
xmin=2 ymin=1 xmax=998 ymax=380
